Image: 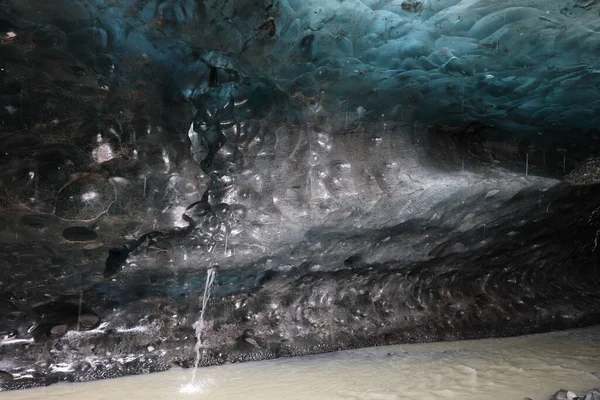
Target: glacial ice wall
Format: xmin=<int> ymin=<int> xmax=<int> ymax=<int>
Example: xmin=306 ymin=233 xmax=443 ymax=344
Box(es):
xmin=5 ymin=0 xmax=600 ymax=134
xmin=2 ymin=0 xmax=600 ymax=390
xmin=266 ymin=0 xmax=600 ymax=132
xmin=1 ymin=0 xmax=599 ymax=299
xmin=3 ymin=0 xmax=599 ymax=241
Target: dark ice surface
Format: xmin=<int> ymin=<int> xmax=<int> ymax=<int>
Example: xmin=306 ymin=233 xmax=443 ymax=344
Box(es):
xmin=1 ymin=0 xmax=600 ymax=391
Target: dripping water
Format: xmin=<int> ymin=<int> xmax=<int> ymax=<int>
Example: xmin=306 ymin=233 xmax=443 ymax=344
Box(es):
xmin=189 ymin=266 xmax=217 ymax=386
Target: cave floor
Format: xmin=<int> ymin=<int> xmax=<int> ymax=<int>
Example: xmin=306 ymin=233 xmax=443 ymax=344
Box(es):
xmin=3 ymin=325 xmax=600 ymax=400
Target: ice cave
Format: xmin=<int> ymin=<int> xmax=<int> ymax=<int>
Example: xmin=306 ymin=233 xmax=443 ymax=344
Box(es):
xmin=1 ymin=0 xmax=600 ymax=398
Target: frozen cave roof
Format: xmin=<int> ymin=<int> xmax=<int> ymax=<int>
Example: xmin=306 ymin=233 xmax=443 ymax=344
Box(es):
xmin=4 ymin=0 xmax=600 ymax=134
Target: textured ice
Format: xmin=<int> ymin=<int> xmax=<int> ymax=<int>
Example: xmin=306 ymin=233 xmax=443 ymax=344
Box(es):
xmin=2 ymin=0 xmax=599 ymax=133
xmin=1 ymin=0 xmax=600 ymax=391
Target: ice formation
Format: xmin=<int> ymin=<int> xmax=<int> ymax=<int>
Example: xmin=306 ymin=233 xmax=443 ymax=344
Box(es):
xmin=1 ymin=0 xmax=600 ymax=391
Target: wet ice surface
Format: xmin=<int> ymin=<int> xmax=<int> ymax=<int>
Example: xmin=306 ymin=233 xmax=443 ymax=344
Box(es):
xmin=4 ymin=326 xmax=600 ymax=400
xmin=3 ymin=0 xmax=600 ymax=389
xmin=5 ymin=0 xmax=599 ymax=134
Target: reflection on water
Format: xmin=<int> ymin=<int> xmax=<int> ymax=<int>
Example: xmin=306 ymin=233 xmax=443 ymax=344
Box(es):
xmin=5 ymin=326 xmax=600 ymax=400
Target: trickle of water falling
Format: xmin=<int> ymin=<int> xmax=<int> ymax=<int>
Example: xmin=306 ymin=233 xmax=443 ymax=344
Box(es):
xmin=189 ymin=266 xmax=218 ymax=386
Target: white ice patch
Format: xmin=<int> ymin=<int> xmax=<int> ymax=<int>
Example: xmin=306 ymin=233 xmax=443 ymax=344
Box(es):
xmin=116 ymin=326 xmax=149 ymax=333
xmin=0 ymin=338 xmax=34 ymax=346
xmin=92 ymin=143 xmax=116 ymax=163
xmin=81 ymin=191 xmax=98 ymax=201
xmin=485 ymin=189 xmax=500 ymax=198
xmin=50 ymin=363 xmax=75 ymax=373
xmin=116 ymin=354 xmax=139 ymax=363
xmin=14 ymin=374 xmax=34 ymax=380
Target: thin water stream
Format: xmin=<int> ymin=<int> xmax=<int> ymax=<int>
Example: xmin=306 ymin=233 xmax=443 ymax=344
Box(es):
xmin=4 ymin=326 xmax=600 ymax=400
xmin=187 ymin=266 xmax=217 ymax=390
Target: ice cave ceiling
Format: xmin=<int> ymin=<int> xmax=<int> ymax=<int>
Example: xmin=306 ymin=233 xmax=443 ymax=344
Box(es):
xmin=1 ymin=0 xmax=600 ymax=390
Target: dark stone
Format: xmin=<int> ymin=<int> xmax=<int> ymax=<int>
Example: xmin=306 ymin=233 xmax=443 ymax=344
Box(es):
xmin=584 ymin=389 xmax=600 ymax=400
xmin=49 ymin=324 xmax=68 ymax=337
xmin=553 ymin=390 xmax=578 ymax=400
xmin=62 ymin=226 xmax=97 ymax=242
xmin=0 ymin=371 xmax=13 ymax=383
xmin=29 ymin=302 xmax=101 ymax=341
xmin=401 ymin=1 xmax=424 ymax=13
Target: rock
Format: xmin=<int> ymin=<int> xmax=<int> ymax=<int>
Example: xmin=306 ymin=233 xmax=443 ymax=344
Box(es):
xmin=62 ymin=226 xmax=98 ymax=242
xmin=565 ymin=156 xmax=600 ymax=186
xmin=235 ymin=329 xmax=268 ymax=351
xmin=0 ymin=371 xmax=13 ymax=383
xmin=30 ymin=301 xmax=101 ymax=340
xmin=584 ymin=389 xmax=600 ymax=400
xmin=553 ymin=390 xmax=580 ymax=400
xmin=78 ymin=313 xmax=101 ymax=329
xmin=50 ymin=324 xmax=69 ymax=337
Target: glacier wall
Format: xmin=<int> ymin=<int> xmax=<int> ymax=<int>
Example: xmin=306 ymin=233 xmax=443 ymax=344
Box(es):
xmin=5 ymin=0 xmax=600 ymax=134
xmin=2 ymin=0 xmax=600 ymax=391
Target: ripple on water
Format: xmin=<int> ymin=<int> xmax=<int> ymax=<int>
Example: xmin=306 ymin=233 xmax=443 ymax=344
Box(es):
xmin=179 ymin=377 xmax=215 ymax=395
